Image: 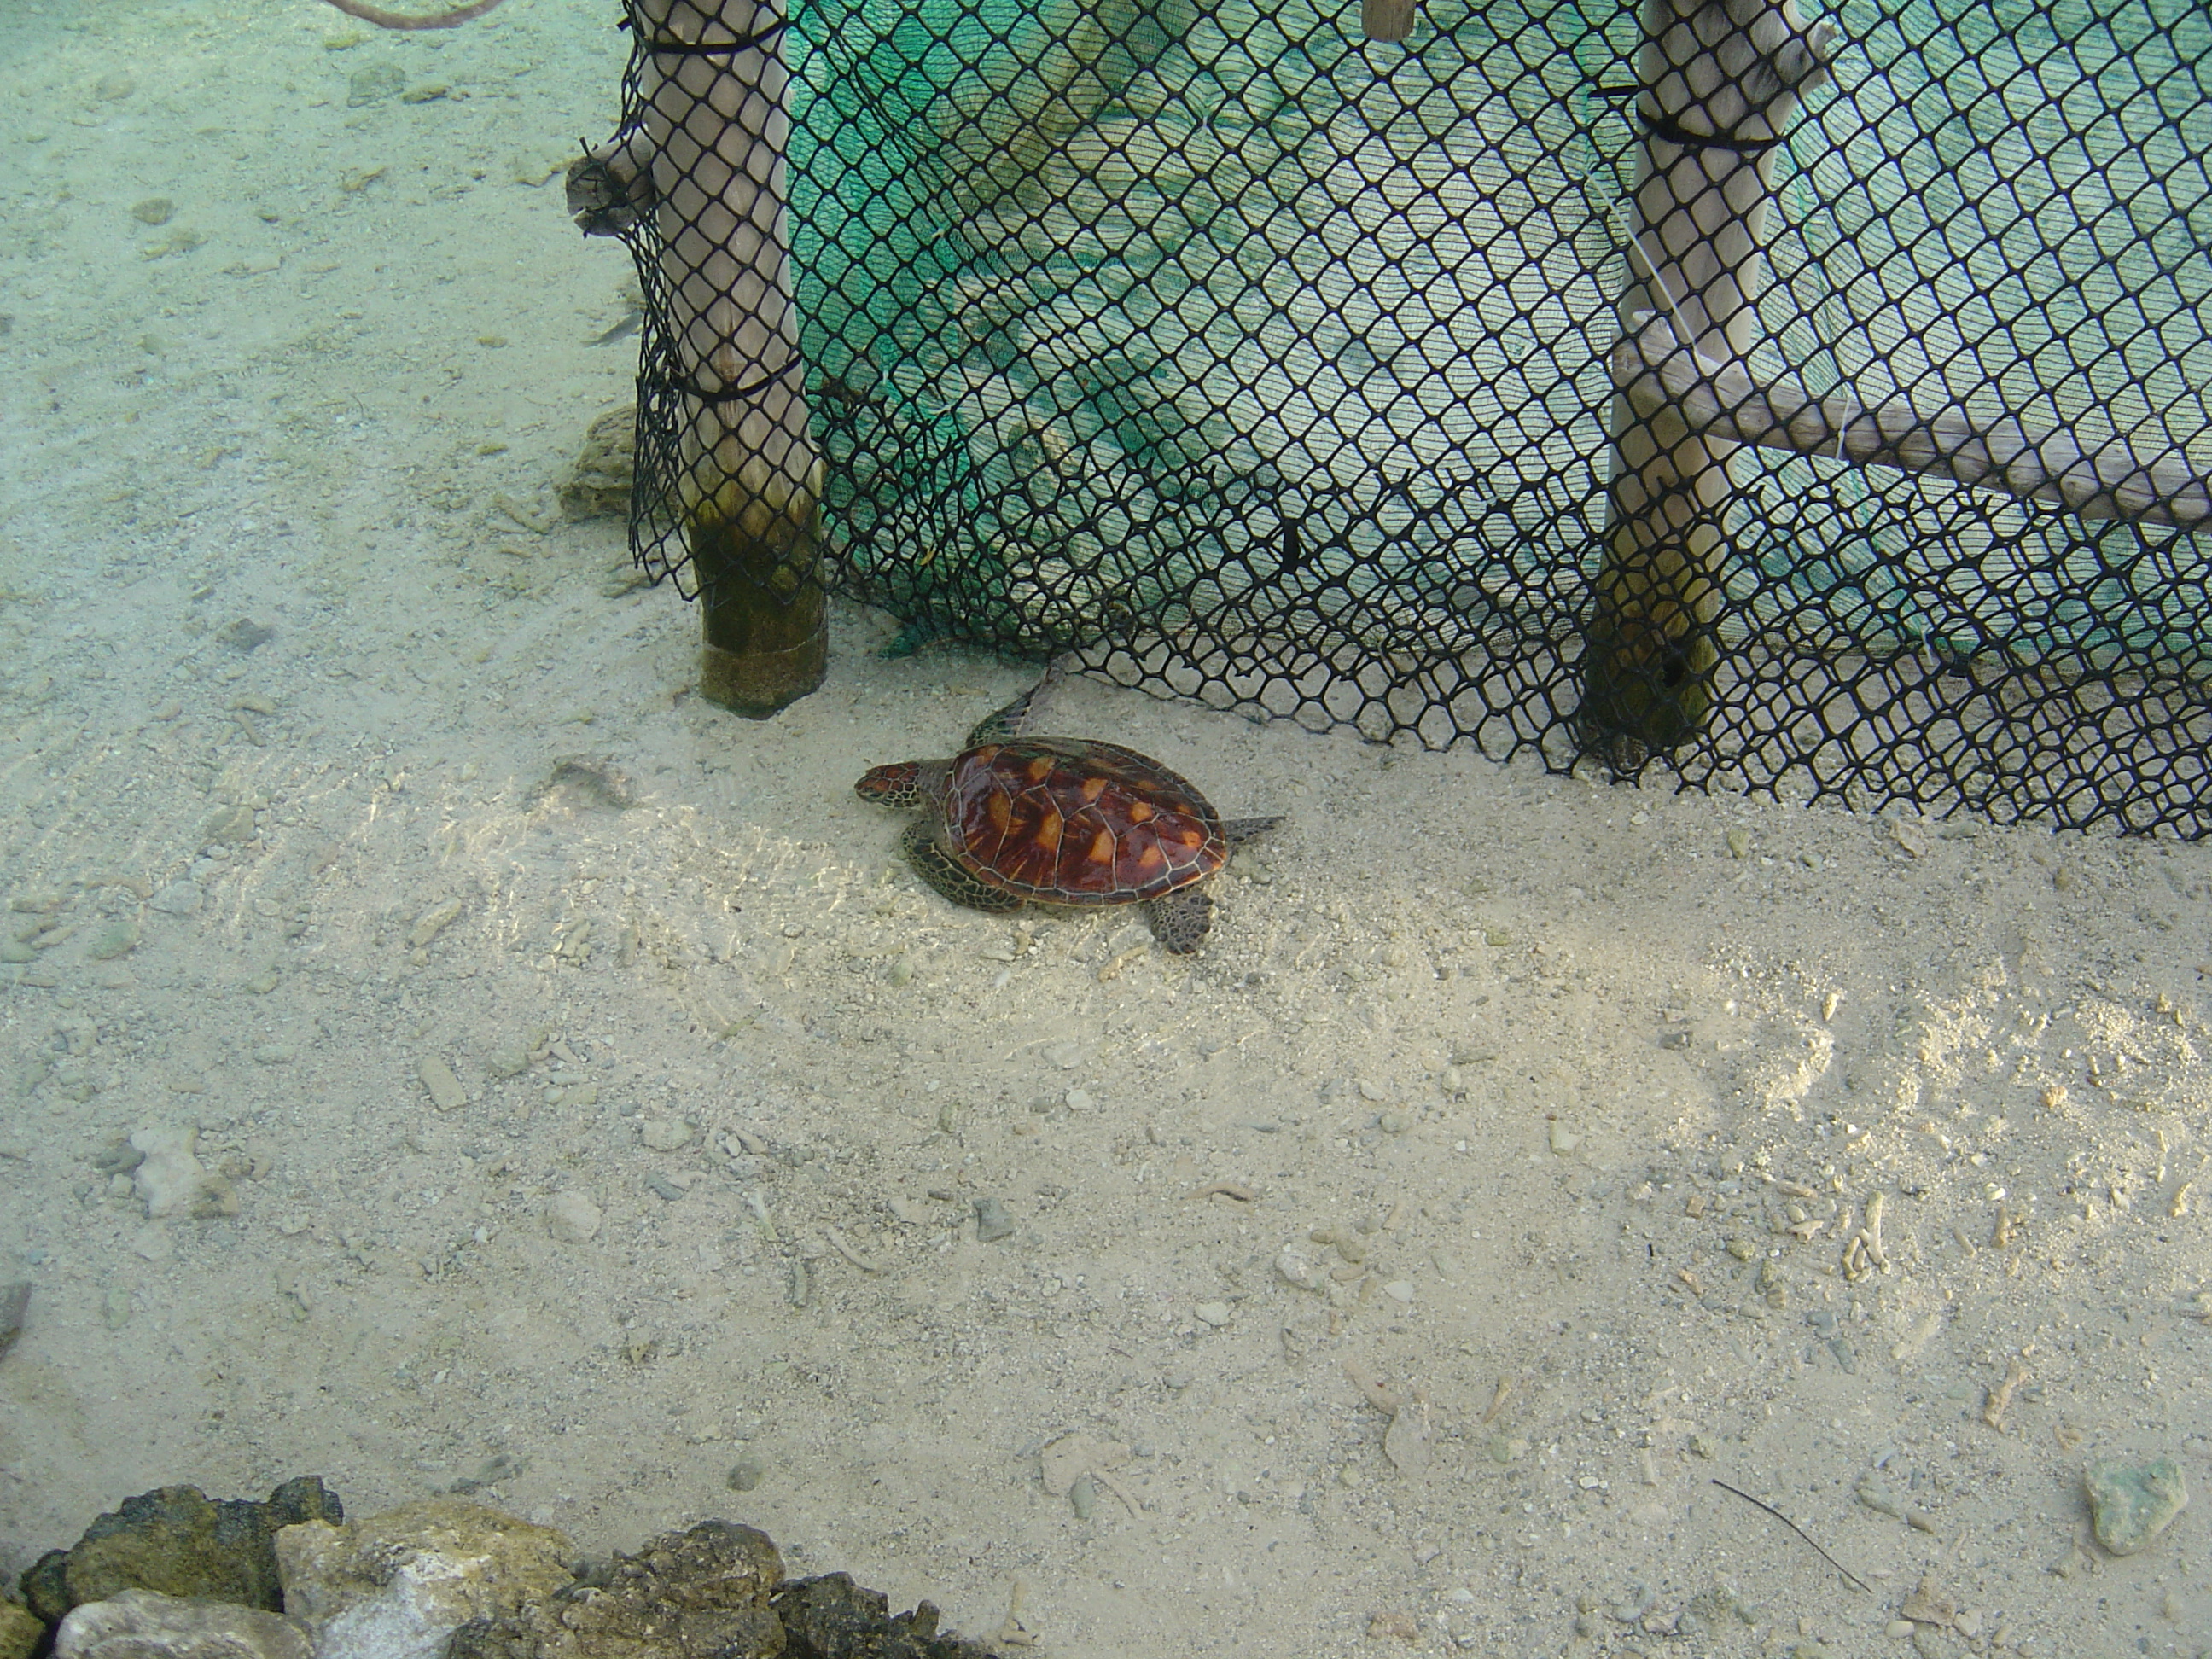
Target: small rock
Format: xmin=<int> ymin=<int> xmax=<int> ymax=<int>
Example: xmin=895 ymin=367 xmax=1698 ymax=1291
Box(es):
xmin=0 ymin=1279 xmax=28 ymax=1359
xmin=346 ymin=62 xmax=405 ymax=106
xmin=1273 ymin=1246 xmax=1320 ymax=1291
xmin=544 ymin=1192 xmax=602 ymax=1244
xmin=86 ymin=919 xmax=139 ymax=962
xmin=129 ymin=1127 xmax=236 ymax=1220
xmin=2084 ymin=1457 xmax=2187 ymax=1555
xmin=146 ymin=882 xmax=203 ymax=917
xmin=725 ymin=1458 xmax=765 ymax=1493
xmin=1856 ymin=1478 xmax=1906 ymax=1519
xmin=1382 ymin=1405 xmax=1432 ymax=1475
xmin=406 ymin=899 xmax=463 ymax=950
xmin=637 ymin=1117 xmax=692 ymax=1152
xmin=1193 ymin=1301 xmax=1232 ymax=1327
xmin=55 ymin=1590 xmax=307 ymax=1659
xmin=483 ymin=1045 xmax=530 ymax=1080
xmin=1900 ymin=1575 xmax=1955 ymax=1627
xmin=1356 ymin=1080 xmax=1388 ymax=1103
xmin=1377 ymin=1109 xmax=1410 ymax=1133
xmin=972 ymin=1197 xmax=1014 ymax=1243
xmin=1548 ymin=1121 xmax=1582 ymax=1155
xmin=1381 ymin=1279 xmax=1414 ymax=1305
xmin=417 ymin=1057 xmax=468 ymax=1113
xmin=1063 ymin=1087 xmax=1095 ymax=1111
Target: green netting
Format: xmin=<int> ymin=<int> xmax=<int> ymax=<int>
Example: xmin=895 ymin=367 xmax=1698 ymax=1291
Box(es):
xmin=610 ymin=0 xmax=2212 ymax=834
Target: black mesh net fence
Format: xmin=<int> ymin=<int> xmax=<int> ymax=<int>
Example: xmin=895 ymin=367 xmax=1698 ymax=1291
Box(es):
xmin=590 ymin=0 xmax=2212 ymax=835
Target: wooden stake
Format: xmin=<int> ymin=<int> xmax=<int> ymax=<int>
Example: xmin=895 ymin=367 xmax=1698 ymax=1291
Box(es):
xmin=632 ymin=0 xmax=825 ymax=718
xmin=1361 ymin=0 xmax=1417 ymax=43
xmin=1588 ymin=0 xmax=1834 ymax=755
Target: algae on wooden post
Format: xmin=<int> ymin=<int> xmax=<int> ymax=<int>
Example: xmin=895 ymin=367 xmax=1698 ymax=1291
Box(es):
xmin=632 ymin=0 xmax=826 ymax=718
xmin=1586 ymin=0 xmax=1833 ymax=756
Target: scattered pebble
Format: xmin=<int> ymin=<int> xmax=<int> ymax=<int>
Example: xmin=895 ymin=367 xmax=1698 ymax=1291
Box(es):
xmin=725 ymin=1457 xmax=765 ymax=1492
xmin=638 ymin=1117 xmax=693 ymax=1151
xmin=1193 ymin=1301 xmax=1232 ymax=1328
xmin=973 ymin=1197 xmax=1015 ymax=1243
xmin=130 ymin=1126 xmax=237 ymax=1220
xmin=147 ymin=881 xmax=203 ymax=916
xmin=2085 ymin=1457 xmax=2187 ymax=1555
xmin=407 ymin=899 xmax=463 ymax=948
xmin=1274 ymin=1246 xmax=1321 ymax=1290
xmin=417 ymin=1056 xmax=469 ymax=1113
xmin=86 ymin=918 xmax=139 ymax=961
xmin=545 ymin=1192 xmax=602 ymax=1244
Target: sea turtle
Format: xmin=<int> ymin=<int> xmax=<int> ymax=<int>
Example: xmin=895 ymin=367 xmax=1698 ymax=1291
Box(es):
xmin=854 ymin=674 xmax=1282 ymax=953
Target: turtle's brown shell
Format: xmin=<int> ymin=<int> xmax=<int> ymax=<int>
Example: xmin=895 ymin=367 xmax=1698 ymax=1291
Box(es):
xmin=940 ymin=738 xmax=1226 ymax=904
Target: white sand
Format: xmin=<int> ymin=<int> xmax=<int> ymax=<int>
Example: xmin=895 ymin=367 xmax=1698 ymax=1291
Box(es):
xmin=3 ymin=3 xmax=2211 ymax=1654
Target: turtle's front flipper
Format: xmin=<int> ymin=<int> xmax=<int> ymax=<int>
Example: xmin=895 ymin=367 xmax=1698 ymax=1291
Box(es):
xmin=966 ymin=667 xmax=1065 ymax=747
xmin=903 ymin=821 xmax=1026 ymax=915
xmin=1144 ymin=886 xmax=1214 ymax=954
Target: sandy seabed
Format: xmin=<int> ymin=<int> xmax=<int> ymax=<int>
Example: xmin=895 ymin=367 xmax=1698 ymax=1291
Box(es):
xmin=4 ymin=3 xmax=2212 ymax=1656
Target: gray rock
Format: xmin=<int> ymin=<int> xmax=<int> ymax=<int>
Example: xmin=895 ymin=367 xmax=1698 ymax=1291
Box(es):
xmin=55 ymin=1589 xmax=310 ymax=1659
xmin=544 ymin=1193 xmax=602 ymax=1245
xmin=2085 ymin=1458 xmax=2187 ymax=1556
xmin=147 ymin=883 xmax=203 ymax=917
xmin=725 ymin=1458 xmax=765 ymax=1493
xmin=972 ymin=1197 xmax=1014 ymax=1243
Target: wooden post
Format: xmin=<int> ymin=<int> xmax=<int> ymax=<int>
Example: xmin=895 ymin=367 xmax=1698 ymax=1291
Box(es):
xmin=628 ymin=0 xmax=825 ymax=718
xmin=1362 ymin=0 xmax=1418 ymax=43
xmin=1584 ymin=0 xmax=1834 ymax=755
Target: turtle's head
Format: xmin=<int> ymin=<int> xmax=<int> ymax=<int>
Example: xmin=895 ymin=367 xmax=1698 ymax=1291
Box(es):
xmin=855 ymin=761 xmax=924 ymax=809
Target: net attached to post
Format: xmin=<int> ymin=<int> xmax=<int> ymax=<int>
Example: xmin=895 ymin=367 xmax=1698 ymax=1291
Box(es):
xmin=599 ymin=0 xmax=2212 ymax=835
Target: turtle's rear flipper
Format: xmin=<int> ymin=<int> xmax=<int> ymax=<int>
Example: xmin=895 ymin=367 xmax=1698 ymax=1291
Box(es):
xmin=967 ymin=667 xmax=1065 ymax=747
xmin=1145 ymin=887 xmax=1214 ymax=954
xmin=903 ymin=821 xmax=1026 ymax=915
xmin=1221 ymin=815 xmax=1284 ymax=846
